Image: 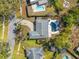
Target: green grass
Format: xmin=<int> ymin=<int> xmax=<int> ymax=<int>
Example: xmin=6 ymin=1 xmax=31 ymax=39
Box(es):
xmin=13 ymin=39 xmax=54 ymax=59
xmin=12 ymin=43 xmax=26 ymax=59
xmin=44 ymin=51 xmax=53 ymax=59
xmin=12 ymin=39 xmax=41 ymax=59
xmin=0 ymin=17 xmax=2 ymax=40
xmin=0 ymin=23 xmax=2 ymax=40
xmin=56 ymin=54 xmax=61 ymax=59
xmin=22 ymin=40 xmax=41 ymax=48
xmin=0 ymin=19 xmax=8 ymax=42
xmin=4 ymin=20 xmax=8 ymax=42
xmin=0 ymin=54 xmax=4 ymax=59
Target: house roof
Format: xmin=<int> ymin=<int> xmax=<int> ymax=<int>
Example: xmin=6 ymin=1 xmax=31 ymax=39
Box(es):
xmin=38 ymin=0 xmax=48 ymax=5
xmin=29 ymin=18 xmax=49 ymax=39
xmin=30 ymin=0 xmax=48 ymax=5
xmin=26 ymin=48 xmax=43 ymax=59
xmin=29 ymin=31 xmax=42 ymax=38
xmin=36 ymin=18 xmax=49 ymax=37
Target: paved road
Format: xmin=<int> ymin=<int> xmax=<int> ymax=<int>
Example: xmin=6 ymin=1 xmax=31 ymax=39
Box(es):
xmin=7 ymin=18 xmax=33 ymax=59
xmin=7 ymin=17 xmax=19 ymax=59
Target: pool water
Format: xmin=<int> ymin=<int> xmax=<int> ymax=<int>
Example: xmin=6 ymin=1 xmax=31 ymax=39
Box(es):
xmin=36 ymin=5 xmax=44 ymax=11
xmin=63 ymin=55 xmax=69 ymax=59
xmin=50 ymin=21 xmax=59 ymax=31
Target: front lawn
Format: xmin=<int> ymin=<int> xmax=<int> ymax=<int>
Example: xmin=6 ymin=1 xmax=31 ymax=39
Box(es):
xmin=12 ymin=43 xmax=26 ymax=59
xmin=0 ymin=17 xmax=8 ymax=42
xmin=44 ymin=51 xmax=53 ymax=59
xmin=4 ymin=20 xmax=8 ymax=42
xmin=0 ymin=23 xmax=2 ymax=40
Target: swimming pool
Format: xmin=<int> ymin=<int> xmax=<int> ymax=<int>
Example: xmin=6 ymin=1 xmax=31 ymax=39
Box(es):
xmin=63 ymin=55 xmax=69 ymax=59
xmin=36 ymin=5 xmax=44 ymax=11
xmin=32 ymin=4 xmax=45 ymax=12
xmin=50 ymin=21 xmax=59 ymax=31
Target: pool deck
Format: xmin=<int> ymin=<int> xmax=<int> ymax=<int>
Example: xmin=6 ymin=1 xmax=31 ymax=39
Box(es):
xmin=32 ymin=4 xmax=46 ymax=12
xmin=27 ymin=5 xmax=47 ymax=16
xmin=48 ymin=19 xmax=60 ymax=38
xmin=48 ymin=19 xmax=60 ymax=36
xmin=62 ymin=53 xmax=72 ymax=59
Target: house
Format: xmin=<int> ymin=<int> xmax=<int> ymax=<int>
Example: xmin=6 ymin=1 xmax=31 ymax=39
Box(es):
xmin=19 ymin=0 xmax=54 ymax=17
xmin=29 ymin=0 xmax=48 ymax=5
xmin=29 ymin=18 xmax=60 ymax=39
xmin=29 ymin=18 xmax=49 ymax=39
xmin=26 ymin=48 xmax=44 ymax=59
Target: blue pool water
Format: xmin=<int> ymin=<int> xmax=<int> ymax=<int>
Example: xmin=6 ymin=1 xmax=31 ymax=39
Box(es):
xmin=63 ymin=55 xmax=69 ymax=59
xmin=50 ymin=21 xmax=59 ymax=31
xmin=36 ymin=5 xmax=44 ymax=11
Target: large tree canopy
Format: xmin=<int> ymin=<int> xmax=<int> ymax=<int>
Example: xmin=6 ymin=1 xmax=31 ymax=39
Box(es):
xmin=48 ymin=0 xmax=63 ymax=14
xmin=0 ymin=0 xmax=20 ymax=16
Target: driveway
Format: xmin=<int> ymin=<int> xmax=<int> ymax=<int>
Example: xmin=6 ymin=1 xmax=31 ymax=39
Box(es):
xmin=7 ymin=17 xmax=20 ymax=59
xmin=17 ymin=19 xmax=34 ymax=31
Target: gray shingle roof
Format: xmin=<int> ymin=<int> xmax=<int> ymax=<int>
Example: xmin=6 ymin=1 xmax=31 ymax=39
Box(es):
xmin=38 ymin=0 xmax=48 ymax=5
xmin=30 ymin=0 xmax=48 ymax=5
xmin=29 ymin=18 xmax=49 ymax=39
xmin=36 ymin=19 xmax=49 ymax=37
xmin=27 ymin=48 xmax=43 ymax=59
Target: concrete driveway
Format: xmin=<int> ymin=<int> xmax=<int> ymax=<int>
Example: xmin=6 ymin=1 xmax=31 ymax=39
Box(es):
xmin=18 ymin=19 xmax=34 ymax=31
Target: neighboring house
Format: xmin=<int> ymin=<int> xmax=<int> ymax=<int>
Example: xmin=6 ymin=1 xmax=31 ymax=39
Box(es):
xmin=20 ymin=0 xmax=54 ymax=17
xmin=27 ymin=0 xmax=47 ymax=15
xmin=26 ymin=48 xmax=44 ymax=59
xmin=29 ymin=18 xmax=60 ymax=39
xmin=29 ymin=0 xmax=48 ymax=5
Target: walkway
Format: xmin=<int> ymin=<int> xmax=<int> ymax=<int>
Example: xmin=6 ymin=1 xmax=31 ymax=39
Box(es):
xmin=7 ymin=17 xmax=19 ymax=59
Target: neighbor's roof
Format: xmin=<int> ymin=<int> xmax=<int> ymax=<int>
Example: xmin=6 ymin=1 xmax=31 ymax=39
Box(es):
xmin=30 ymin=0 xmax=48 ymax=5
xmin=27 ymin=48 xmax=43 ymax=59
xmin=38 ymin=0 xmax=48 ymax=5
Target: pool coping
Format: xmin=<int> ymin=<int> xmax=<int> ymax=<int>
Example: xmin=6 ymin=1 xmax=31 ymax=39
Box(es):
xmin=48 ymin=19 xmax=60 ymax=36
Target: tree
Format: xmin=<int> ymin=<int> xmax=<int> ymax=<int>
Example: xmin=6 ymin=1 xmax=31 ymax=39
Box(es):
xmin=48 ymin=0 xmax=63 ymax=15
xmin=0 ymin=0 xmax=20 ymax=40
xmin=52 ymin=6 xmax=79 ymax=49
xmin=50 ymin=26 xmax=72 ymax=49
xmin=0 ymin=0 xmax=20 ymax=15
xmin=61 ymin=7 xmax=79 ymax=27
xmin=77 ymin=0 xmax=79 ymax=3
xmin=62 ymin=14 xmax=75 ymax=27
xmin=0 ymin=42 xmax=11 ymax=59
